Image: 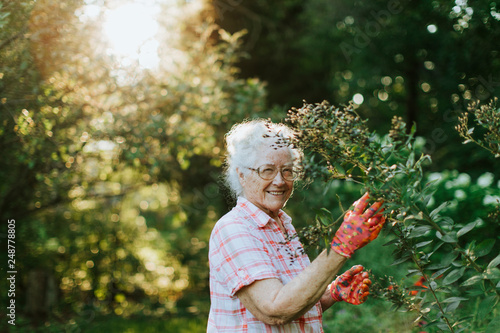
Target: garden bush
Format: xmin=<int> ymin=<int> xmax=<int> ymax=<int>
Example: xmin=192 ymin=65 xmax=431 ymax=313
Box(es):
xmin=286 ymin=100 xmax=499 ymax=332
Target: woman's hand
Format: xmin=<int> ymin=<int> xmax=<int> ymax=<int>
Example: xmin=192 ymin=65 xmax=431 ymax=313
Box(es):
xmin=329 ymin=265 xmax=371 ymax=305
xmin=331 ymin=192 xmax=385 ymax=258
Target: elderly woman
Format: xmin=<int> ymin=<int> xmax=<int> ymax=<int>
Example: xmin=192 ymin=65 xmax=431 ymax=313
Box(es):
xmin=208 ymin=120 xmax=385 ymax=332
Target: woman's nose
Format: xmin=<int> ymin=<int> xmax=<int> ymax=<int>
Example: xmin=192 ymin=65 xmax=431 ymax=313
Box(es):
xmin=272 ymin=170 xmax=286 ymax=184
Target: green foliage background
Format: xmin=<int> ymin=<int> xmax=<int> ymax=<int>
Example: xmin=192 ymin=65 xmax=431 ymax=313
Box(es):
xmin=0 ymin=0 xmax=499 ymax=332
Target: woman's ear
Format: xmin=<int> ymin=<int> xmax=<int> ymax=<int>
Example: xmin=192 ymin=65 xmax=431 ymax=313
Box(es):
xmin=237 ymin=167 xmax=245 ymax=186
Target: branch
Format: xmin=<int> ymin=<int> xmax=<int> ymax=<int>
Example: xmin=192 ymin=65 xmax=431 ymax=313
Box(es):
xmin=0 ymin=27 xmax=28 ymax=51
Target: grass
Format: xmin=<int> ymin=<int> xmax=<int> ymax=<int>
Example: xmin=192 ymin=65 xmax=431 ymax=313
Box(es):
xmin=322 ymin=298 xmax=419 ymax=333
xmin=4 ymin=315 xmax=208 ymax=333
xmin=84 ymin=316 xmax=207 ymax=333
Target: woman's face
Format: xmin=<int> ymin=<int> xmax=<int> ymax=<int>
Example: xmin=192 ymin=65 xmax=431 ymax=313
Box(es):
xmin=238 ymin=145 xmax=294 ymax=218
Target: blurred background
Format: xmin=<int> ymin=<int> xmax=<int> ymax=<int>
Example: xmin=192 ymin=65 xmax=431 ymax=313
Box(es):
xmin=1 ymin=0 xmax=499 ymax=331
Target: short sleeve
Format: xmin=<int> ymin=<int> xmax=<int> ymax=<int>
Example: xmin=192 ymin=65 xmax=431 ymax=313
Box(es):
xmin=209 ymin=217 xmax=279 ymax=296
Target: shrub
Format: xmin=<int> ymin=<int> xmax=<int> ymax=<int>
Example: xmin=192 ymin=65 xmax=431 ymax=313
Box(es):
xmin=286 ymin=100 xmax=500 ymax=332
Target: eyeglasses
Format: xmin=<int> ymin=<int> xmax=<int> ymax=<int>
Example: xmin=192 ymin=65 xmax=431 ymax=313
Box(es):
xmin=246 ymin=164 xmax=302 ymax=181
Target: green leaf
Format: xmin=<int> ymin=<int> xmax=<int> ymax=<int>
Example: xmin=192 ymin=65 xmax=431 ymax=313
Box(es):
xmin=430 ymin=281 xmax=437 ymax=290
xmin=0 ymin=11 xmax=10 ymax=20
xmin=404 ymin=212 xmax=424 ymax=222
xmin=445 ymin=301 xmax=461 ymax=313
xmin=422 ymin=193 xmax=433 ymax=206
xmin=478 ymin=295 xmax=499 ymax=321
xmin=436 ymin=231 xmax=458 ymax=243
xmin=436 ymin=321 xmax=450 ymax=330
xmin=334 ymin=163 xmax=345 ymax=175
xmin=457 ymin=220 xmax=478 ymax=238
xmin=315 ymin=208 xmax=332 ymax=226
xmin=409 ymin=226 xmax=432 ymax=238
xmin=431 ymin=267 xmax=452 ymax=279
xmin=475 ymin=239 xmax=495 ymax=257
xmin=426 ymin=252 xmax=458 ymax=270
xmin=466 ymin=289 xmax=486 ymax=297
xmin=410 ymin=123 xmax=417 ymax=136
xmin=443 ymin=267 xmax=466 ymax=285
xmin=323 ymin=235 xmax=330 ymax=249
xmin=438 ymin=216 xmax=454 ymax=227
xmin=461 ymin=275 xmax=483 ymax=286
xmin=484 ymin=267 xmax=500 ymax=279
xmin=442 ymin=297 xmax=468 ymax=303
xmin=455 ymin=324 xmax=470 ymax=333
xmin=319 ymin=207 xmax=332 ymax=215
xmin=416 ymin=240 xmax=433 ymax=248
xmin=406 ymin=151 xmax=415 ymax=168
xmin=423 ymin=320 xmax=439 ymax=329
xmin=390 ymin=255 xmax=411 ymax=266
xmin=383 ymin=238 xmax=400 ymax=246
xmin=487 ymin=253 xmax=500 ymax=269
xmin=428 ymin=241 xmax=444 ymax=256
xmin=486 ymin=316 xmax=500 ymax=333
xmin=467 ymin=239 xmax=477 ymax=252
xmin=317 ymin=215 xmax=330 ymax=226
xmin=430 ymin=202 xmax=450 ymax=219
xmin=406 ymin=269 xmax=421 ymax=278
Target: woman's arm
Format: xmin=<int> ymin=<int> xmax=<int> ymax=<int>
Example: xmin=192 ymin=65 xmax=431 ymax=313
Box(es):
xmin=320 ymin=287 xmax=337 ymax=312
xmin=236 ymin=193 xmax=384 ymax=325
xmin=235 ymin=248 xmax=347 ymax=325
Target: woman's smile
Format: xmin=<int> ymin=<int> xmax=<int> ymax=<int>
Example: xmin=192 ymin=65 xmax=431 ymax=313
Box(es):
xmin=267 ymin=191 xmax=285 ymax=195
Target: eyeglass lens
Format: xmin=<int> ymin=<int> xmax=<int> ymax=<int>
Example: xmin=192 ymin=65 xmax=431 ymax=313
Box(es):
xmin=258 ymin=165 xmax=296 ymax=180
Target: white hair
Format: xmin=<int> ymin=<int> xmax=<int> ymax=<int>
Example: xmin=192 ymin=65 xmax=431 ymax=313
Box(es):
xmin=223 ymin=119 xmax=303 ymax=198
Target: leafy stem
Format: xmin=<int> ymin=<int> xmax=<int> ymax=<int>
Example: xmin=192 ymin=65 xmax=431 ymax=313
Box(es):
xmin=418 ymin=206 xmax=500 ymax=297
xmin=411 ymin=249 xmax=455 ymax=332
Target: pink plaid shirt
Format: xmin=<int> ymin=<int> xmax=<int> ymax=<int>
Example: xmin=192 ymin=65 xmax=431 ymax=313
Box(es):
xmin=208 ymin=197 xmax=324 ymax=332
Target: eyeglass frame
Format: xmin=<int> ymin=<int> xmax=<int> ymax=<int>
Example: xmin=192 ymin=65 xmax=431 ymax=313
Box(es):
xmin=244 ymin=163 xmax=303 ymax=181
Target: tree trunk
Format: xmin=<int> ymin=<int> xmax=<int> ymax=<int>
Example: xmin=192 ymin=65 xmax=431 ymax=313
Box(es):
xmin=406 ymin=58 xmax=419 ymax=133
xmin=26 ymin=269 xmax=57 ymax=320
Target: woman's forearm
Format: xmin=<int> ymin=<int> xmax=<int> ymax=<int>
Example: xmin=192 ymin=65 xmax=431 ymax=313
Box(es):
xmin=271 ymin=249 xmax=346 ymax=319
xmin=320 ymin=287 xmax=337 ymax=312
xmin=236 ymin=248 xmax=347 ymax=325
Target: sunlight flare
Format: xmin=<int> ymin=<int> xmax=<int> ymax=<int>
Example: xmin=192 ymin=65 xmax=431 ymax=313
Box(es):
xmin=102 ymin=2 xmax=160 ymax=69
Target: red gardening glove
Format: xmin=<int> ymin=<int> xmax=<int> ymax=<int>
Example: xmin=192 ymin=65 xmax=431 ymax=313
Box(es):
xmin=331 ymin=192 xmax=385 ymax=258
xmin=329 ymin=265 xmax=371 ymax=305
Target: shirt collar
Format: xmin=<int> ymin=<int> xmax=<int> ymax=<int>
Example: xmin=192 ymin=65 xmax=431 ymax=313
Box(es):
xmin=236 ymin=196 xmax=292 ymax=228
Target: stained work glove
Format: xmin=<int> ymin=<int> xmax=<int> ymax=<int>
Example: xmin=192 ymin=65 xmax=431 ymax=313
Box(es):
xmin=331 ymin=192 xmax=385 ymax=258
xmin=329 ymin=265 xmax=371 ymax=305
